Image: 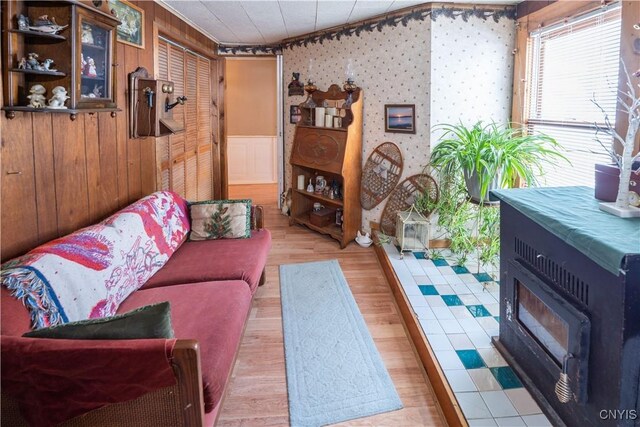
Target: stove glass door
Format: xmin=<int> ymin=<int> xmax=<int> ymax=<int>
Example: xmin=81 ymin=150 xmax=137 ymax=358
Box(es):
xmin=517 ymin=280 xmax=569 ymax=364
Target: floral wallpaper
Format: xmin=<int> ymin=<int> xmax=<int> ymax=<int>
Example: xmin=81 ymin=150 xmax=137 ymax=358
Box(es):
xmin=429 ymin=17 xmax=516 ymax=143
xmin=283 ymin=10 xmax=515 ymax=231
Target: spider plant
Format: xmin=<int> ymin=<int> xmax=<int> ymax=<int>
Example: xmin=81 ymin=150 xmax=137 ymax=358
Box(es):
xmin=430 ymin=121 xmax=567 ymax=202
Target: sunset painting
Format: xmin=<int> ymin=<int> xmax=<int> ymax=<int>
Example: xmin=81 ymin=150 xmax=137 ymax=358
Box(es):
xmin=385 ymin=105 xmax=415 ymax=133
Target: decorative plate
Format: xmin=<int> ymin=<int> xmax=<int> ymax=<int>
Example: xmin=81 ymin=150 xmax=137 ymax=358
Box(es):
xmin=360 ymin=142 xmax=403 ymax=210
xmin=379 ymin=174 xmax=439 ymax=237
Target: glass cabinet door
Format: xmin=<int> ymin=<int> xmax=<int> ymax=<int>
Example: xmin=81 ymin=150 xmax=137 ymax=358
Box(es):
xmin=76 ymin=11 xmax=116 ymax=108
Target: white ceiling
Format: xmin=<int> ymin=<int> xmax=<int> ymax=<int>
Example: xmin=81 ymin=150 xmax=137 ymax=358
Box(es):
xmin=158 ymin=1 xmax=518 ymax=45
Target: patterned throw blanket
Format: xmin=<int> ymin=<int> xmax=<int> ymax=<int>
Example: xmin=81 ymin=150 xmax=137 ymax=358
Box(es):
xmin=1 ymin=191 xmax=190 ymax=329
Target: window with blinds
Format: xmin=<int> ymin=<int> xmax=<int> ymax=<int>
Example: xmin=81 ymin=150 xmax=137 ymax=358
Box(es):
xmin=525 ymin=3 xmax=621 ymax=187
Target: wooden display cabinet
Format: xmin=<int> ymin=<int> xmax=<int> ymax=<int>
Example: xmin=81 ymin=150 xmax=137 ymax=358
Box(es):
xmin=289 ymin=84 xmax=363 ymax=248
xmin=2 ymin=0 xmax=120 ymax=119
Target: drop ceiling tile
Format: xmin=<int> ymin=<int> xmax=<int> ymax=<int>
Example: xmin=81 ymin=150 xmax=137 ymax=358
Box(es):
xmin=162 ymin=0 xmax=519 ymax=45
xmin=347 ymin=0 xmax=394 ymax=23
xmin=201 ymin=1 xmax=265 ymax=43
xmin=316 ymin=1 xmax=356 ymax=30
xmin=162 ymin=1 xmax=229 ymax=42
xmin=240 ymin=1 xmax=288 ymax=42
xmin=278 ymin=0 xmax=318 ymax=37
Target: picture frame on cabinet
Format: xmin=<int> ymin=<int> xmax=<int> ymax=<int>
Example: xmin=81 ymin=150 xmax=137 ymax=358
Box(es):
xmin=385 ymin=104 xmax=415 ymax=134
xmin=290 ymin=105 xmax=301 ymax=124
xmin=108 ymin=0 xmax=144 ymax=48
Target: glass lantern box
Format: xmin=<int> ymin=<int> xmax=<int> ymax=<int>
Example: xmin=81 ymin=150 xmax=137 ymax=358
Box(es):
xmin=395 ymin=209 xmax=430 ymax=252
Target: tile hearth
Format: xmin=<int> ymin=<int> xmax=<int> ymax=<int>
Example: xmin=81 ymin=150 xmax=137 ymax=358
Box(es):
xmin=381 ymin=242 xmax=553 ymax=427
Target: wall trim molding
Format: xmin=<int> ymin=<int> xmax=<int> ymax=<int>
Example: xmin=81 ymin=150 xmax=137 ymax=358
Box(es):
xmin=218 ymin=3 xmax=516 ymax=56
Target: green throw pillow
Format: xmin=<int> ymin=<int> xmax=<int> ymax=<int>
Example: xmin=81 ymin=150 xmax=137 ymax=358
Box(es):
xmin=189 ymin=199 xmax=251 ymax=241
xmin=23 ymin=302 xmax=175 ymax=339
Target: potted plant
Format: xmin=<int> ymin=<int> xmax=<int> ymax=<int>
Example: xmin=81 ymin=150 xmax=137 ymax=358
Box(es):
xmin=429 ymin=121 xmax=566 ymax=202
xmin=593 ymin=61 xmax=640 ymax=217
xmin=422 ymin=121 xmax=565 ymax=272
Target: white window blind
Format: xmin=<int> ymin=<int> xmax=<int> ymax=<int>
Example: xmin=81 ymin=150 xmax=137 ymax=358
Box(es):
xmin=525 ymin=3 xmax=621 ymax=187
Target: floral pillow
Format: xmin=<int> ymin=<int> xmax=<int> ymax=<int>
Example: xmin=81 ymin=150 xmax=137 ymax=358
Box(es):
xmin=189 ymin=199 xmax=251 ymax=240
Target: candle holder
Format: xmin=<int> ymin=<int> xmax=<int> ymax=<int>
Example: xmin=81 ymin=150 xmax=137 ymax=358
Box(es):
xmin=302 ymin=80 xmax=317 ymax=109
xmin=342 ymin=79 xmax=357 ymax=108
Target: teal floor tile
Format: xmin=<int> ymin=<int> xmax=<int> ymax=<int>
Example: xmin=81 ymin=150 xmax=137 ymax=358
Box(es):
xmin=473 ymin=272 xmax=493 ymax=282
xmin=456 ymin=349 xmax=486 ymax=369
xmin=490 ymin=366 xmax=523 ymax=389
xmin=419 ymin=285 xmax=439 ymax=295
xmin=433 ymin=259 xmax=449 ymax=267
xmin=452 ymin=265 xmax=469 ymax=274
xmin=413 ymin=252 xmax=427 ymax=259
xmin=467 ymin=305 xmax=492 ymax=317
xmin=441 ymin=294 xmax=464 ymax=306
xmin=494 ymin=316 xmax=500 ymax=323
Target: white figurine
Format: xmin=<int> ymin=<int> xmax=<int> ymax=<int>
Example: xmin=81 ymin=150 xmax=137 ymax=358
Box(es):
xmin=29 ymin=15 xmax=68 ymax=35
xmin=306 ymin=178 xmax=314 ymax=193
xmin=27 ymin=84 xmax=47 ymax=108
xmin=81 ymin=24 xmax=94 ymax=44
xmin=17 ymin=14 xmax=29 ymax=31
xmin=26 ymin=52 xmax=39 ymax=70
xmin=84 ymin=57 xmax=97 ymax=77
xmin=42 ymin=58 xmax=56 ymax=72
xmin=87 ymin=84 xmax=102 ymax=98
xmin=48 ymin=86 xmax=69 ymax=109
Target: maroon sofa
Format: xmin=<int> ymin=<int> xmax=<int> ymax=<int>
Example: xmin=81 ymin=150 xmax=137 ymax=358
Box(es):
xmin=1 ymin=198 xmax=271 ymax=427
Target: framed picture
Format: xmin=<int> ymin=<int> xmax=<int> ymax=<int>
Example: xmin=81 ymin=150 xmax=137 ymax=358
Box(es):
xmin=384 ymin=104 xmax=416 ymax=134
xmin=290 ymin=105 xmax=301 ymax=124
xmin=108 ymin=0 xmax=145 ymax=49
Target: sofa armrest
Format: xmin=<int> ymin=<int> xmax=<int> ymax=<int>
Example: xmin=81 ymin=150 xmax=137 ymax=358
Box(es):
xmin=251 ymin=205 xmax=265 ymax=230
xmin=1 ymin=338 xmax=205 ymax=427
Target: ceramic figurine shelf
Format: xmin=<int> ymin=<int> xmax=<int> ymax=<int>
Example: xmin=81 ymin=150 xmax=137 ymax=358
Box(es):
xmin=8 ymin=28 xmax=66 ymax=40
xmin=2 ymin=0 xmax=120 ymax=119
xmin=10 ymin=68 xmax=66 ymax=76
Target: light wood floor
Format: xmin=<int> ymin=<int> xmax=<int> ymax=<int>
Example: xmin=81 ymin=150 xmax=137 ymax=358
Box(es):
xmin=228 ymin=183 xmax=279 ymax=206
xmin=217 ymin=201 xmax=446 ymax=426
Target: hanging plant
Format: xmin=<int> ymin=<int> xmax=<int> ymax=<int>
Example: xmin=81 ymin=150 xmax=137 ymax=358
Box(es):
xmin=429 ymin=121 xmax=567 ymax=203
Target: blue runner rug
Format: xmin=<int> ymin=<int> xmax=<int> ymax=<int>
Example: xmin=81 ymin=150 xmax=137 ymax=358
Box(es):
xmin=280 ymin=259 xmax=403 ymax=426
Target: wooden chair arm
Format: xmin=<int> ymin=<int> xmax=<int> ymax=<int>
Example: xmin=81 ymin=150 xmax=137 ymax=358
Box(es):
xmin=251 ymin=205 xmax=265 ymax=230
xmin=170 ymin=339 xmax=206 ymax=426
xmin=0 ymin=339 xmax=205 ymax=427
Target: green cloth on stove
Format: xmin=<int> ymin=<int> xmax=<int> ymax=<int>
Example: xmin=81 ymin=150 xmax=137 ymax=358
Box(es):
xmin=492 ymin=186 xmax=640 ymax=276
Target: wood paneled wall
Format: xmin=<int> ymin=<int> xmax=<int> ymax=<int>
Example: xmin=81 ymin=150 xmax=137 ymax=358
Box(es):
xmin=0 ymin=1 xmax=218 ymax=261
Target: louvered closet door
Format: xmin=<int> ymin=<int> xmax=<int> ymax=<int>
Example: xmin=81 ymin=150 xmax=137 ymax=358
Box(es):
xmin=156 ymin=38 xmax=214 ymax=200
xmin=197 ymin=56 xmax=213 ymax=200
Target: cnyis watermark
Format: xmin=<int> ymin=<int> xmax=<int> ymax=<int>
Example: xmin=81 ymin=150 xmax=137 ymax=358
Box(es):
xmin=599 ymin=410 xmax=638 ymax=420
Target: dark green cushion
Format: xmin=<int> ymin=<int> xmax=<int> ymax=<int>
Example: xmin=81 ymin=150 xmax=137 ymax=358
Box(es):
xmin=23 ymin=302 xmax=174 ymax=339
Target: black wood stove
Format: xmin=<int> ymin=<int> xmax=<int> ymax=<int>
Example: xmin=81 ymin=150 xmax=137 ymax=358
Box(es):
xmin=493 ymin=187 xmax=640 ymax=427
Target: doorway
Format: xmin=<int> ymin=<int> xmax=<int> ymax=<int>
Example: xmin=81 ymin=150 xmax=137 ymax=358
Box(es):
xmin=224 ymin=57 xmax=279 ymax=206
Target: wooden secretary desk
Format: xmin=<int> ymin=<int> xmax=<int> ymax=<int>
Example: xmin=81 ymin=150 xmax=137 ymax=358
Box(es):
xmin=289 ymin=84 xmax=363 ymax=248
